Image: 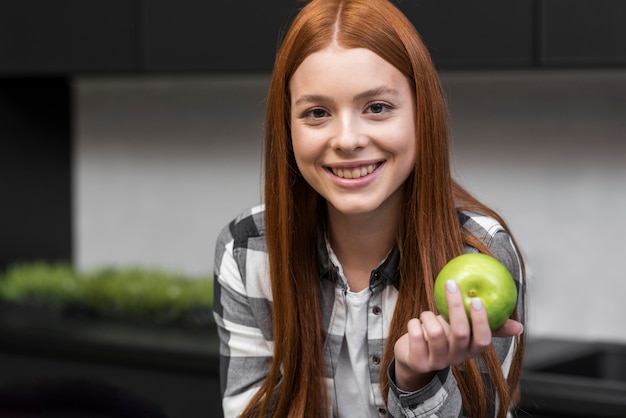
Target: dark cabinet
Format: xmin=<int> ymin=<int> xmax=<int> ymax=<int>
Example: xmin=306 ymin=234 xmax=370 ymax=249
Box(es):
xmin=399 ymin=0 xmax=534 ymax=69
xmin=1 ymin=0 xmax=625 ymax=74
xmin=541 ymin=0 xmax=626 ymax=67
xmin=0 ymin=78 xmax=72 ymax=270
xmin=139 ymin=0 xmax=297 ymax=73
xmin=140 ymin=0 xmax=536 ymax=72
xmin=67 ymin=0 xmax=136 ymax=72
xmin=0 ymin=2 xmax=67 ymax=73
xmin=0 ymin=0 xmax=135 ymax=75
xmin=0 ymin=312 xmax=222 ymax=418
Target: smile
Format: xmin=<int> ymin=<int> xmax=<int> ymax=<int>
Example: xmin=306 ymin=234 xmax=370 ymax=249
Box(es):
xmin=329 ymin=162 xmax=382 ymax=179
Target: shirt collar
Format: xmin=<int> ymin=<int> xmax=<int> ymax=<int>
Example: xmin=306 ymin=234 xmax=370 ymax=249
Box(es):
xmin=315 ymin=223 xmax=400 ymax=291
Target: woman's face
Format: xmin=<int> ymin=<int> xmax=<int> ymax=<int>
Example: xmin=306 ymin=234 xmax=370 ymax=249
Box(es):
xmin=289 ymin=45 xmax=416 ymax=219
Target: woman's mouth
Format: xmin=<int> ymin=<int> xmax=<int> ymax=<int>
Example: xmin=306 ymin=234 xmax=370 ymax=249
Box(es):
xmin=329 ymin=162 xmax=382 ymax=179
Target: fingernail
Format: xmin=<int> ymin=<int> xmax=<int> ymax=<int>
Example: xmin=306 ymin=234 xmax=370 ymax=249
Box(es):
xmin=446 ymin=279 xmax=458 ymax=294
xmin=471 ymin=298 xmax=483 ymax=311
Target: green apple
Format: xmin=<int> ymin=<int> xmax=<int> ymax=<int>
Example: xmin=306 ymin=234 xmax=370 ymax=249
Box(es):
xmin=434 ymin=253 xmax=517 ymax=331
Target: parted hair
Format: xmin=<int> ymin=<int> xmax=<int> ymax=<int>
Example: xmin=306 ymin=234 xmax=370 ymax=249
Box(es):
xmin=247 ymin=0 xmax=526 ymax=416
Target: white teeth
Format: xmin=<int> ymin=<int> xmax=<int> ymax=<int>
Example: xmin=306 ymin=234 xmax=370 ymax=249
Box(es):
xmin=331 ymin=164 xmax=376 ymax=179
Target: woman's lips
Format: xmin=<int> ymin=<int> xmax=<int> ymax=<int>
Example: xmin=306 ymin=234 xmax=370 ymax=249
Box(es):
xmin=328 ymin=162 xmax=382 ymax=179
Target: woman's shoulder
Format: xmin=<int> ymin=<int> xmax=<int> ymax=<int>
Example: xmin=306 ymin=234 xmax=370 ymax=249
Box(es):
xmin=457 ymin=209 xmax=506 ymax=241
xmin=218 ymin=204 xmax=266 ymax=242
xmin=458 ymin=209 xmax=521 ymax=278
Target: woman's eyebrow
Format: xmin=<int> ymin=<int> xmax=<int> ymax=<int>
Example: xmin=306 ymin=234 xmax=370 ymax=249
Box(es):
xmin=293 ymin=94 xmax=333 ymax=107
xmin=293 ymin=86 xmax=399 ymax=107
xmin=354 ymin=86 xmax=399 ymax=101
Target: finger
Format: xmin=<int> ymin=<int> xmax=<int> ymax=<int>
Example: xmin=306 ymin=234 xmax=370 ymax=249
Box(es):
xmin=419 ymin=312 xmax=445 ymax=342
xmin=468 ymin=298 xmax=492 ymax=355
xmin=407 ymin=318 xmax=425 ymax=344
xmin=407 ymin=318 xmax=428 ymax=352
xmin=444 ymin=280 xmax=472 ymax=357
xmin=492 ymin=319 xmax=524 ymax=338
xmin=393 ymin=332 xmax=411 ymax=368
xmin=444 ymin=280 xmax=471 ymax=330
xmin=406 ymin=318 xmax=430 ymax=371
xmin=419 ymin=311 xmax=448 ymax=368
xmin=436 ymin=315 xmax=451 ymax=337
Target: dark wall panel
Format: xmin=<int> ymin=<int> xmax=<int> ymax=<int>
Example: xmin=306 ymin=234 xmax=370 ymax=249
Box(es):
xmin=0 ymin=0 xmax=136 ymax=75
xmin=541 ymin=0 xmax=626 ymax=66
xmin=140 ymin=0 xmax=536 ymax=72
xmin=3 ymin=0 xmax=626 ymax=73
xmin=0 ymin=78 xmax=71 ymax=269
xmin=139 ymin=0 xmax=299 ymax=73
xmin=67 ymin=0 xmax=137 ymax=73
xmin=0 ymin=2 xmax=68 ymax=73
xmin=399 ymin=0 xmax=535 ymax=69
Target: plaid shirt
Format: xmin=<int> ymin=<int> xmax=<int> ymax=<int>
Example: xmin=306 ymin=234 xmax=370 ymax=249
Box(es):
xmin=213 ymin=204 xmax=523 ymax=417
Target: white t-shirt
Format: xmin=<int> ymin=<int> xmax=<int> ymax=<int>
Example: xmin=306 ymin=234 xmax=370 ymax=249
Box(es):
xmin=334 ymin=287 xmax=380 ymax=417
xmin=328 ymin=243 xmax=381 ymax=417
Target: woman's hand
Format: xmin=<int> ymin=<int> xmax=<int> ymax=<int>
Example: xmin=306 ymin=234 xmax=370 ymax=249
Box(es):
xmin=393 ymin=279 xmax=523 ymax=392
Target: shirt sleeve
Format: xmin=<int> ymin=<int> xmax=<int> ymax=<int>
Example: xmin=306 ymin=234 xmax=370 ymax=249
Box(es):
xmin=386 ymin=228 xmax=523 ymax=418
xmin=212 ymin=222 xmax=274 ymax=418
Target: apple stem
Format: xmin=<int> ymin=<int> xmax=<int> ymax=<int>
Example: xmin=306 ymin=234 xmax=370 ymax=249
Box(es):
xmin=469 ymin=290 xmax=476 ymax=297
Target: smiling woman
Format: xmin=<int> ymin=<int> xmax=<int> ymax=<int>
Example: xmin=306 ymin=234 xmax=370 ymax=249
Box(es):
xmin=290 ymin=46 xmax=416 ymax=222
xmin=212 ymin=1 xmax=526 ymax=417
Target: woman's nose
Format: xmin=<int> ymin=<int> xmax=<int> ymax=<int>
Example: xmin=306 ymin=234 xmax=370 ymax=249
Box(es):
xmin=330 ymin=114 xmax=368 ymax=153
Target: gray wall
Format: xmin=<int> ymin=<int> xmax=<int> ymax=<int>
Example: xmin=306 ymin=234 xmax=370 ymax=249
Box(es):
xmin=75 ymin=70 xmax=626 ymax=343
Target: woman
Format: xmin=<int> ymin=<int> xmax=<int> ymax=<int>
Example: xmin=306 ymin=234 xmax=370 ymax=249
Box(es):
xmin=213 ymin=0 xmax=526 ymax=416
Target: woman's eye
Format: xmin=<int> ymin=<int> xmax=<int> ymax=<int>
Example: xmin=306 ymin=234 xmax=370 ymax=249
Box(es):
xmin=366 ymin=103 xmax=390 ymax=114
xmin=310 ymin=108 xmax=328 ymax=118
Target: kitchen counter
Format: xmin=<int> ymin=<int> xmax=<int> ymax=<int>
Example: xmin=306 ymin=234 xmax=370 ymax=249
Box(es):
xmin=520 ymin=338 xmax=626 ymax=417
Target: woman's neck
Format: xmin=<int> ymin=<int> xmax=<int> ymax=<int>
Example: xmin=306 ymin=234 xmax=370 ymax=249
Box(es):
xmin=326 ymin=204 xmax=401 ymax=292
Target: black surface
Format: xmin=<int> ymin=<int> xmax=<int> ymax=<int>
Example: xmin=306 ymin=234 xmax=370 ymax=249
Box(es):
xmin=0 ymin=78 xmax=72 ymax=270
xmin=541 ymin=0 xmax=626 ymax=67
xmin=538 ymin=348 xmax=626 ymax=382
xmin=138 ymin=0 xmax=298 ymax=73
xmin=0 ymin=0 xmax=136 ymax=75
xmin=1 ymin=0 xmax=625 ymax=74
xmin=0 ymin=308 xmax=222 ymax=418
xmin=399 ymin=0 xmax=535 ymax=69
xmin=1 ymin=312 xmax=624 ymax=418
xmin=520 ymin=339 xmax=626 ymax=418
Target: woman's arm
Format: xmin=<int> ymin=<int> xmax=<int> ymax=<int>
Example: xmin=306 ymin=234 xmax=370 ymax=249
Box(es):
xmin=213 ymin=221 xmax=274 ymax=417
xmin=387 ymin=229 xmax=524 ymax=417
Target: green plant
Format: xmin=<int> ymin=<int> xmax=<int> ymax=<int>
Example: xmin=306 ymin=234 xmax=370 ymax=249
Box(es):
xmin=0 ymin=262 xmax=79 ymax=306
xmin=0 ymin=262 xmax=214 ymax=325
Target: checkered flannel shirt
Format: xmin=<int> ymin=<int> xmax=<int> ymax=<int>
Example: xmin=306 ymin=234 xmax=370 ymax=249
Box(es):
xmin=213 ymin=204 xmax=523 ymax=417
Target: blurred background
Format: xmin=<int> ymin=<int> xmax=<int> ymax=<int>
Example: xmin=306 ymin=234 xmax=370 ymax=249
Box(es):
xmin=2 ymin=0 xmax=626 ymax=343
xmin=1 ymin=1 xmax=625 ymax=416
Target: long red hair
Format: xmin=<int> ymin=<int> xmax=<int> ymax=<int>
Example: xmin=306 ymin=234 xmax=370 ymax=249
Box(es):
xmin=249 ymin=0 xmax=526 ymax=416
